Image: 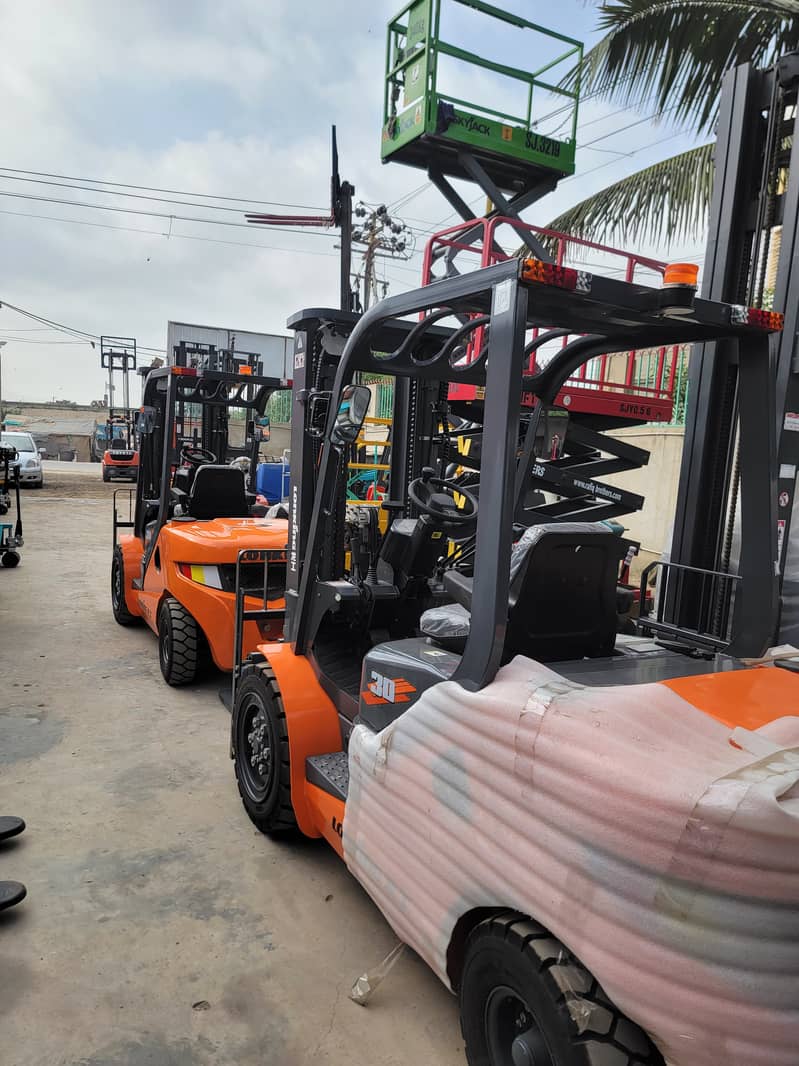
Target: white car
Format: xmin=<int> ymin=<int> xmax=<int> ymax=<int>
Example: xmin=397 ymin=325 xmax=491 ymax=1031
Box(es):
xmin=0 ymin=431 xmax=44 ymax=488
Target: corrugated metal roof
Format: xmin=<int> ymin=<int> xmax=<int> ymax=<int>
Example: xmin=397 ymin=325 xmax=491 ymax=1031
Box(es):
xmin=21 ymin=418 xmax=97 ymax=436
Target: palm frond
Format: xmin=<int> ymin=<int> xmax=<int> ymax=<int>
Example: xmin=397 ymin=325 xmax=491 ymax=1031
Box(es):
xmin=568 ymin=0 xmax=799 ymax=135
xmin=542 ymin=143 xmax=714 ymax=248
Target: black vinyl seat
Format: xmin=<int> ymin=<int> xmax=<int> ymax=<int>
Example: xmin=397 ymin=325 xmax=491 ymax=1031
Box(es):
xmin=420 ymin=522 xmax=628 ymax=661
xmin=186 ymin=465 xmax=249 ymax=519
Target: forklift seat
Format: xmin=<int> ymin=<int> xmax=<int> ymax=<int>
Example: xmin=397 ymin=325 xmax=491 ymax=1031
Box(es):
xmin=186 ymin=464 xmax=249 ymax=519
xmin=420 ymin=523 xmax=628 ymax=661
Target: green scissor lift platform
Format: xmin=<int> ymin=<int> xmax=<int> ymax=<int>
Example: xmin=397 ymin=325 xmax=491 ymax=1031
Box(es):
xmin=381 ymin=0 xmax=582 ymax=193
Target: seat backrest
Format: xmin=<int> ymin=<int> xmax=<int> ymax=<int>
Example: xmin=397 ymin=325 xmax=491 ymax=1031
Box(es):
xmin=506 ymin=523 xmax=627 ymax=661
xmin=188 ymin=465 xmax=248 ymax=519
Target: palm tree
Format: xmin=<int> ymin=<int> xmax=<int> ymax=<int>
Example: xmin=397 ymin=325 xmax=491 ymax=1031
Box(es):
xmin=546 ymin=0 xmax=799 ymax=246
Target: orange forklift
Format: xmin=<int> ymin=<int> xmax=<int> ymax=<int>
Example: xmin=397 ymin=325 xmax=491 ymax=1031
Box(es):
xmin=111 ymin=347 xmax=290 ymax=686
xmin=229 ymin=257 xmax=797 ymax=1066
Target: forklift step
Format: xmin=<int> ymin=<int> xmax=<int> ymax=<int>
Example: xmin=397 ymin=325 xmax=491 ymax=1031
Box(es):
xmin=306 ymin=752 xmax=349 ymax=802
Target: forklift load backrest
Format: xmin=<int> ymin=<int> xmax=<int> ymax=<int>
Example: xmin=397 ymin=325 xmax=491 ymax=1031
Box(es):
xmin=187 ymin=465 xmax=248 ymax=520
xmin=433 ymin=522 xmax=627 ymax=660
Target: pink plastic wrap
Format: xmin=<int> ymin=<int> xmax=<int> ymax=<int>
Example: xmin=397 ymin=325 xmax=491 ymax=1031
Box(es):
xmin=343 ymin=657 xmax=799 ymax=1066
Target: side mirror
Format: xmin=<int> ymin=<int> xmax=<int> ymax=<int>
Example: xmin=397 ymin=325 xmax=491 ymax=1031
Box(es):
xmin=38 ymin=448 xmax=47 ymax=458
xmin=330 ymin=384 xmax=371 ymax=446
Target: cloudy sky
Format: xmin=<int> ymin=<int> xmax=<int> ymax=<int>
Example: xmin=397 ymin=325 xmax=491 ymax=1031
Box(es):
xmin=0 ymin=0 xmax=705 ymax=404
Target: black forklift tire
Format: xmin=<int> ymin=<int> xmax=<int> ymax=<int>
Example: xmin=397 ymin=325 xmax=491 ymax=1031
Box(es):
xmin=1 ymin=551 xmax=20 ymax=569
xmin=102 ymin=468 xmax=111 ymax=483
xmin=232 ymin=664 xmax=297 ymax=835
xmin=460 ymin=913 xmax=664 ymax=1066
xmin=111 ymin=546 xmax=139 ymax=626
xmin=157 ymin=597 xmax=199 ymax=686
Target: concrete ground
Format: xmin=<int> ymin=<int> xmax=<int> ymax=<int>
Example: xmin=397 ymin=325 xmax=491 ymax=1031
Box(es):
xmin=0 ymin=474 xmax=464 ymax=1066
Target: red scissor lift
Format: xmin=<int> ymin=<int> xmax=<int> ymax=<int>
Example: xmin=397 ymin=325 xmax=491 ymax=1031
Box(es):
xmin=422 ymin=216 xmax=683 ymax=424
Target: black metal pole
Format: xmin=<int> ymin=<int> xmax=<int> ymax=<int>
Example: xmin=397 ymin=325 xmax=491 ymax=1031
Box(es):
xmin=339 ymin=181 xmax=354 ymax=312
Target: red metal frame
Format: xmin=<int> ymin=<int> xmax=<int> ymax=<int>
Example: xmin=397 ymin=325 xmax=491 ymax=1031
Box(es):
xmin=422 ymin=218 xmax=682 ymax=422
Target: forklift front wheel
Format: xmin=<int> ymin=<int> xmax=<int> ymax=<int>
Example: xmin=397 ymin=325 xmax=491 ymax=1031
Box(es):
xmin=111 ymin=546 xmax=139 ymax=627
xmin=460 ymin=913 xmax=663 ymax=1066
xmin=232 ymin=666 xmax=296 ymax=835
xmin=157 ymin=598 xmax=199 ymax=686
xmin=1 ymin=551 xmax=20 ymax=568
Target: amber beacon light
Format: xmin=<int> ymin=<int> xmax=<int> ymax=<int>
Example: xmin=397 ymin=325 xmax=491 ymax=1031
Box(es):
xmin=663 ymin=262 xmax=700 ymax=287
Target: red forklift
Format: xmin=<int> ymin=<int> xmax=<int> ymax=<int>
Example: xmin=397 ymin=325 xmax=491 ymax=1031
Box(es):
xmin=101 ymin=413 xmax=139 ymax=483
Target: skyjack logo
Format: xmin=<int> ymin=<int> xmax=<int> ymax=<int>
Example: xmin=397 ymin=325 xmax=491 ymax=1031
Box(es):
xmin=453 ymin=115 xmax=491 ymax=137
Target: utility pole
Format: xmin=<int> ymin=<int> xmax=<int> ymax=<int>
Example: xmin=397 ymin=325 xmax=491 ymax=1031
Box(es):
xmin=246 ymin=126 xmax=357 ymax=313
xmin=351 ymin=203 xmax=414 ymax=310
xmin=0 ymin=341 xmax=6 ymax=428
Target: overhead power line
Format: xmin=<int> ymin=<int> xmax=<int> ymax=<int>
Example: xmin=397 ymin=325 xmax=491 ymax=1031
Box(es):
xmin=0 ymin=298 xmax=166 ymax=354
xmin=0 ymin=336 xmax=92 ymax=345
xmin=0 ymin=166 xmax=326 ymax=211
xmin=409 ymin=109 xmax=691 ymax=243
xmin=0 ymin=173 xmax=315 ymax=215
xmin=0 ymin=189 xmax=339 ymax=238
xmin=0 ymin=206 xmax=345 ymax=259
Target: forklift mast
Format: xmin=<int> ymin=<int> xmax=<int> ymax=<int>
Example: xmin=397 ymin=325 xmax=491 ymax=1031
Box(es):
xmin=283 ymin=310 xmax=448 ymax=639
xmin=669 ymin=55 xmax=799 ymax=645
xmin=170 ymin=341 xmax=271 ymax=474
xmin=100 ymin=335 xmax=138 ymax=448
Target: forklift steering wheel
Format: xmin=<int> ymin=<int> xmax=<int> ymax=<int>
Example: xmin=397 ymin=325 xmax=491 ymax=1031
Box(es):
xmin=407 ymin=467 xmax=478 ymax=528
xmin=180 ymin=445 xmax=217 ymax=468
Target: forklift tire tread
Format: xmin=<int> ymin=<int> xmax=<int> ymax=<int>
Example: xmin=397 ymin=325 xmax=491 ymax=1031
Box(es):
xmin=158 ymin=598 xmax=199 ymax=686
xmin=460 ymin=912 xmax=664 ymax=1066
xmin=232 ymin=664 xmax=297 ymax=835
xmin=111 ymin=546 xmax=139 ymax=626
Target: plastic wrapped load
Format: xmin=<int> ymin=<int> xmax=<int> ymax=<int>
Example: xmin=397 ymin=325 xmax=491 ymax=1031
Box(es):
xmin=344 ymin=656 xmax=799 ymax=1066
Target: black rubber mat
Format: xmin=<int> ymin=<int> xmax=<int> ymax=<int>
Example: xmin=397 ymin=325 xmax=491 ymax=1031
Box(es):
xmin=0 ymin=817 xmax=25 ymax=842
xmin=0 ymin=881 xmax=26 ymax=911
